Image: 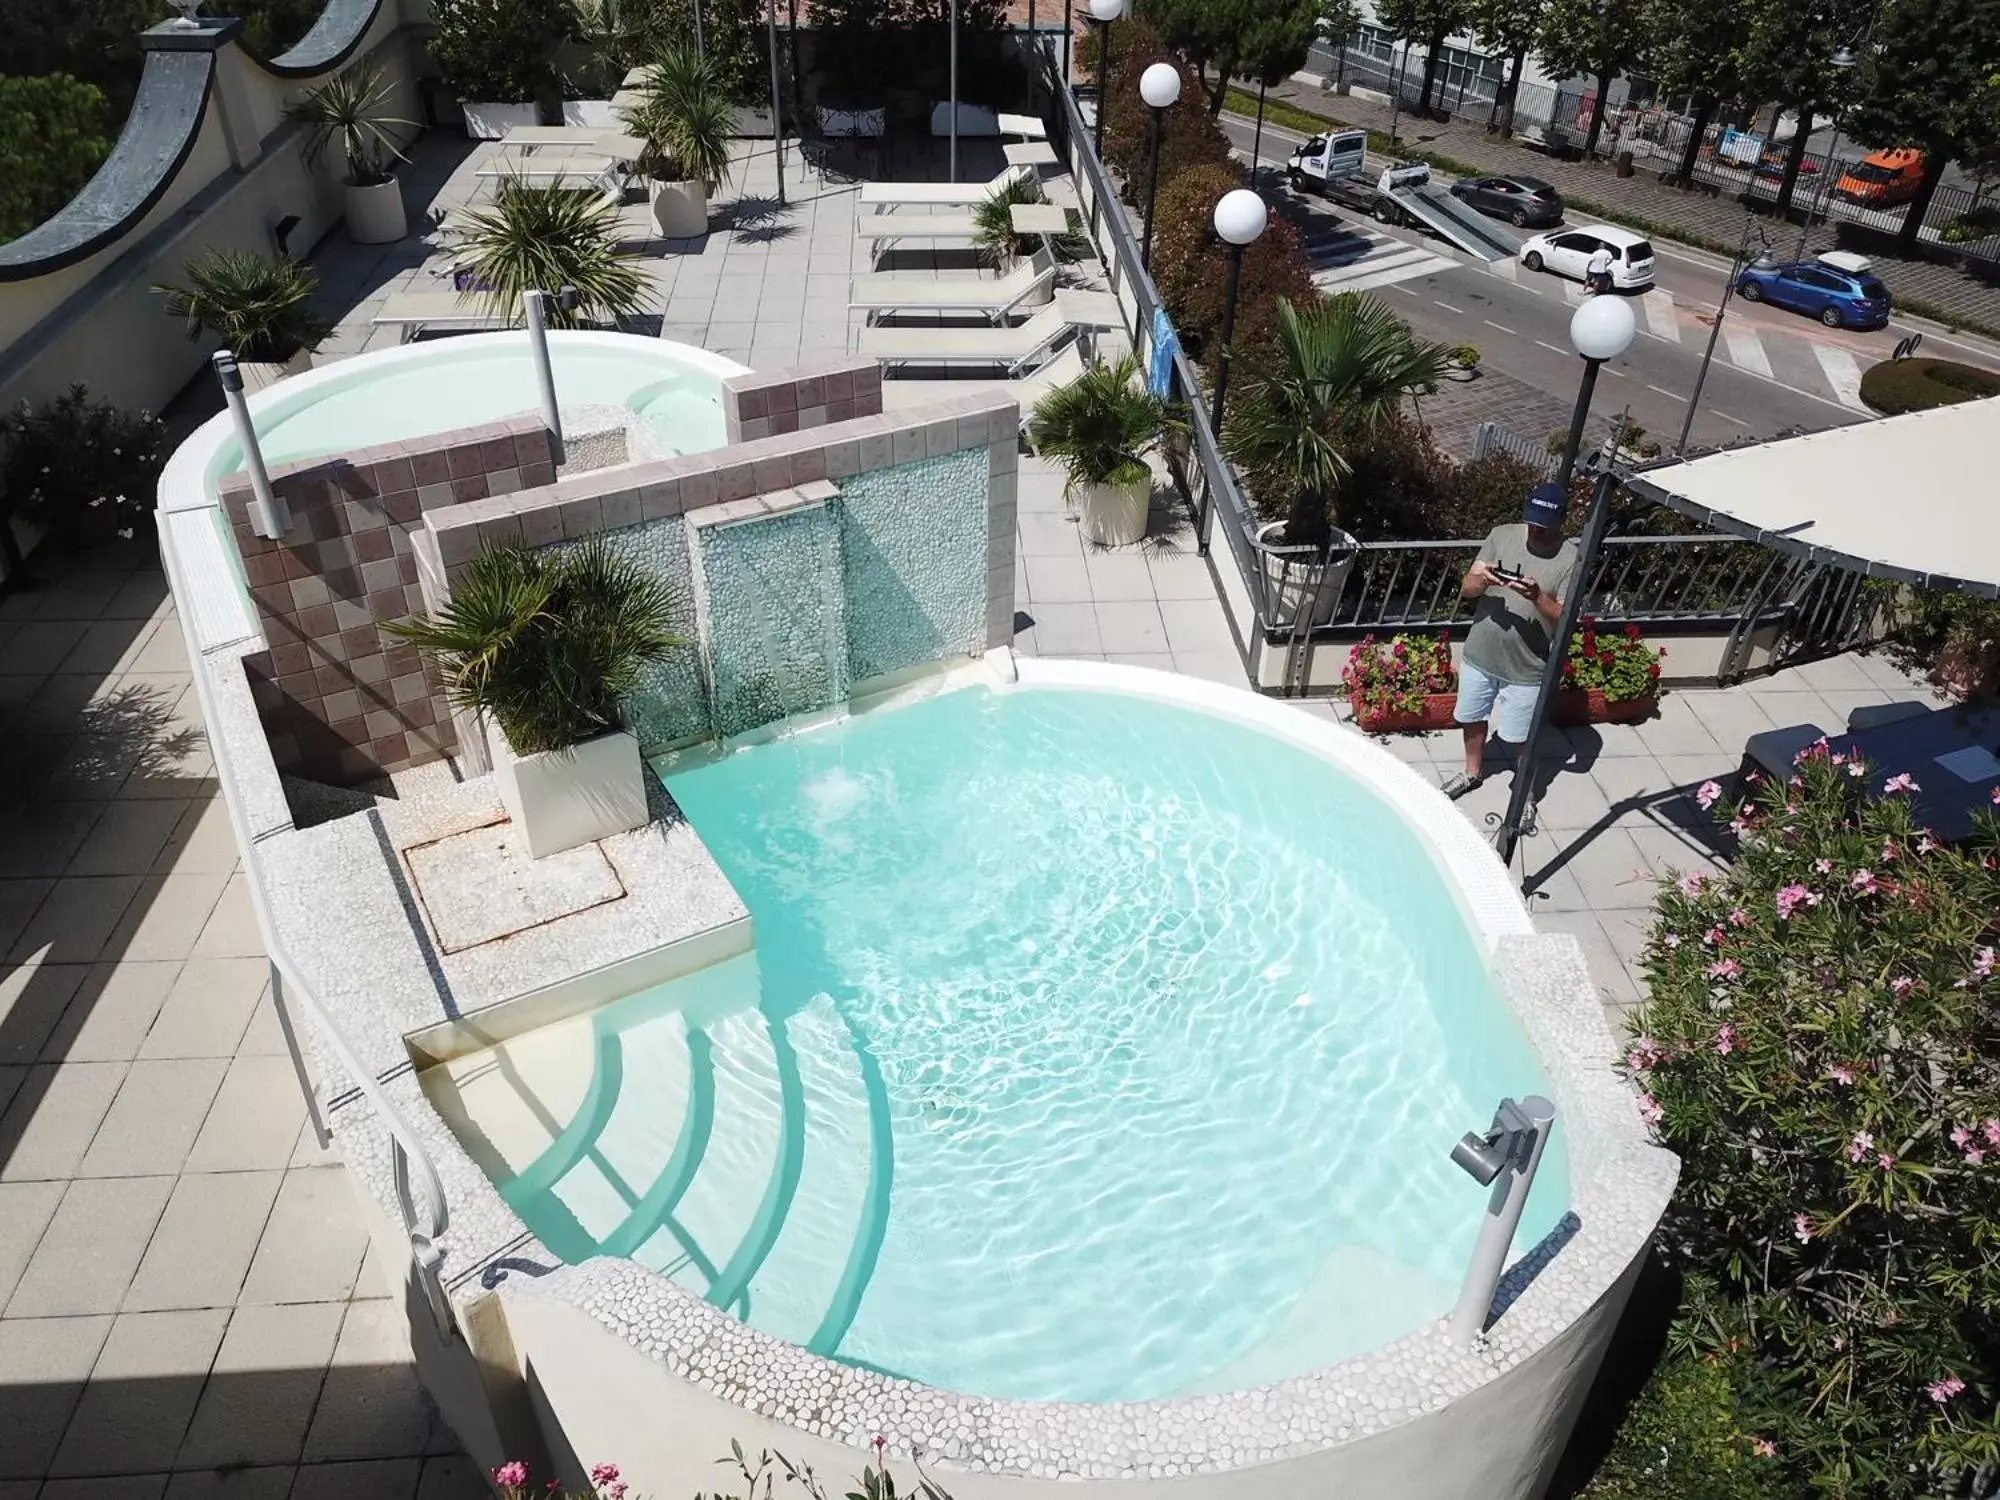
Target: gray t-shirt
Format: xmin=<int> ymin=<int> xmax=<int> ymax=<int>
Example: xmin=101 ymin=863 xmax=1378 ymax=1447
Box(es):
xmin=1462 ymin=523 xmax=1580 ymax=685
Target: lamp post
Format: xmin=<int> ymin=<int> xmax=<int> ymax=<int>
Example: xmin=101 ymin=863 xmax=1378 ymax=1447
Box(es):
xmin=949 ymin=0 xmax=960 ymax=180
xmin=1792 ymin=43 xmax=1862 ymax=262
xmin=1675 ymin=217 xmax=1766 ymax=457
xmin=1493 ymin=294 xmax=1637 ymax=870
xmin=1139 ymin=61 xmax=1180 ymax=270
xmin=766 ymin=0 xmax=785 ymax=205
xmin=1088 ymin=0 xmax=1123 ymax=163
xmin=1388 ymin=39 xmax=1407 ymax=145
xmin=1210 ymin=188 xmax=1268 ymax=435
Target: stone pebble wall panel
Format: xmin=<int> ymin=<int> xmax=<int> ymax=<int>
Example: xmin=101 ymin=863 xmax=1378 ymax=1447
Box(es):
xmin=721 ymin=356 xmax=884 ymax=444
xmin=224 ymin=415 xmax=554 ymax=784
xmin=574 ymin=515 xmax=711 ymax=752
xmin=836 ymin=448 xmax=990 ymax=684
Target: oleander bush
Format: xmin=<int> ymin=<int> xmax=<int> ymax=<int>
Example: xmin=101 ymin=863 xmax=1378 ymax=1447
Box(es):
xmin=1627 ymin=747 xmax=2000 ymax=1496
xmin=1574 ymin=1339 xmax=1791 ymax=1500
xmin=0 ymin=385 xmax=166 ymax=549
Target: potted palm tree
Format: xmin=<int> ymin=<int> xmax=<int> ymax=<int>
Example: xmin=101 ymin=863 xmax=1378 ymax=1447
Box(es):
xmin=388 ymin=540 xmax=684 ymax=859
xmin=1226 ymin=293 xmax=1454 ymax=627
xmin=449 ymin=174 xmax=648 ymax=326
xmin=622 ymin=42 xmax=735 ymax=236
xmin=1027 ymin=354 xmax=1176 ymax=548
xmin=287 ymin=66 xmax=414 ymax=244
xmin=153 ymin=249 xmax=331 ymax=392
xmin=973 ymin=173 xmax=1084 ymax=291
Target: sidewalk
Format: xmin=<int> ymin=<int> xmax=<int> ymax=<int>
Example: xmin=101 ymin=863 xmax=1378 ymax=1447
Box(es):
xmin=1259 ymin=77 xmax=2000 ymax=337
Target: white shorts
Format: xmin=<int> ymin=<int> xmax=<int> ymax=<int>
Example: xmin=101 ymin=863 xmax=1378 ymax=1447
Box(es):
xmin=1455 ymin=660 xmax=1541 ymax=744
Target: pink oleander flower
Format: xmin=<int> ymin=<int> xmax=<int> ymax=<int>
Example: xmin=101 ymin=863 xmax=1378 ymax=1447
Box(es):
xmin=1776 ymin=882 xmax=1813 ymax=919
xmin=1952 ymin=1125 xmax=1974 ymax=1148
xmin=590 ymin=1467 xmax=621 ymax=1488
xmin=1829 ymin=1065 xmax=1854 ymax=1085
xmin=1729 ymin=813 xmax=1752 ymax=835
xmin=495 ymin=1465 xmax=530 ymax=1490
xmin=1795 ymin=737 xmax=1831 ymax=765
xmin=1703 ymin=925 xmax=1727 ymax=946
xmin=1878 ymin=1151 xmax=1897 ymax=1170
xmin=1815 ymin=857 xmax=1834 ymax=873
xmin=1984 ymin=1118 xmax=2000 ymax=1146
xmin=1975 ymin=948 xmax=1996 ymax=980
xmin=1727 ymin=906 xmax=1751 ymax=927
xmin=1676 ymin=870 xmax=1708 ymax=897
xmin=1851 ymin=868 xmax=1879 ymax=894
xmin=1881 ymin=839 xmax=1898 ymax=862
xmin=1847 ymin=760 xmax=1866 ymax=778
xmin=1695 ymin=779 xmax=1723 ymax=810
xmin=1848 ymin=1130 xmax=1875 ymax=1163
xmin=1626 ymin=1037 xmax=1662 ymax=1071
xmin=1715 ymin=1023 xmax=1737 ymax=1055
xmin=1751 ymin=1438 xmax=1778 ymax=1458
xmin=1883 ymin=772 xmax=1920 ymax=795
xmin=1707 ymin=958 xmax=1743 ymax=980
xmin=1968 ymin=1147 xmax=1987 ymax=1166
xmin=1638 ymin=1092 xmax=1663 ymax=1127
xmin=1918 ymin=835 xmax=1939 ymax=854
xmin=1928 ymin=1376 xmax=1966 ymax=1404
xmin=1992 ymin=784 xmax=2000 ymax=804
xmin=1792 ymin=1212 xmax=1812 ymax=1243
xmin=1663 ymin=931 xmax=1681 ymax=948
xmin=1891 ymin=976 xmax=1916 ymax=996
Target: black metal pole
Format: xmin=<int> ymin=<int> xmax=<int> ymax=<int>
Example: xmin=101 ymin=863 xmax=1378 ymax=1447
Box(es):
xmin=1213 ymin=244 xmax=1246 ymax=433
xmin=766 ymin=0 xmax=785 ymax=204
xmin=1250 ymin=81 xmax=1267 ymax=186
xmin=1142 ymin=106 xmax=1165 ymax=268
xmin=1676 ymin=218 xmax=1758 ymax=456
xmin=1028 ymin=0 xmax=1038 ymax=109
xmin=1556 ymin=357 xmax=1603 ymax=486
xmin=693 ymin=0 xmax=705 ymax=60
xmin=1062 ymin=0 xmax=1071 ymax=95
xmin=1094 ymin=16 xmax=1115 ymax=160
xmin=1389 ymin=43 xmax=1405 ymax=144
xmin=1494 ymin=471 xmax=1618 ymax=870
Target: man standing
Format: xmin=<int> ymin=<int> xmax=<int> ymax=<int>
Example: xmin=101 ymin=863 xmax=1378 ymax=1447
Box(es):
xmin=1584 ymin=241 xmax=1615 ymax=293
xmin=1441 ymin=481 xmax=1580 ymax=800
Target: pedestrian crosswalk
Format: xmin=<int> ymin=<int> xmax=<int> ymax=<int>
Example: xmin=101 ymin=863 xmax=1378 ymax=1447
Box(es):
xmin=1640 ymin=288 xmax=1682 ymax=343
xmin=1298 ymin=220 xmax=1458 ymax=295
xmin=1812 ymin=344 xmax=1869 ymax=411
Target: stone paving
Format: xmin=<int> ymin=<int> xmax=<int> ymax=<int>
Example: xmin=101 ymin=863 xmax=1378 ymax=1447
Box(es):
xmin=1260 ymin=77 xmax=2000 ymax=335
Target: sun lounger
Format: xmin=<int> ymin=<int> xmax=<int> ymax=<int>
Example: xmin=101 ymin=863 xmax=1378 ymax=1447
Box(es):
xmin=371 ymin=290 xmax=511 ymax=342
xmin=858 ymin=303 xmax=1077 ymax=374
xmin=853 ymin=211 xmax=983 ymax=265
xmin=859 ymin=164 xmax=1030 ymax=210
xmin=848 ymin=249 xmax=1056 ymax=324
xmin=474 ymin=153 xmax=622 ymax=185
xmin=879 ymin=344 xmax=1085 ymax=419
xmin=997 ymin=112 xmax=1048 ymax=140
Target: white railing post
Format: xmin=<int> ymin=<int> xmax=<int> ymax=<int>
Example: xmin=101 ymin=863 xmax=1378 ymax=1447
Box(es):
xmin=1447 ymin=1095 xmax=1556 ymax=1346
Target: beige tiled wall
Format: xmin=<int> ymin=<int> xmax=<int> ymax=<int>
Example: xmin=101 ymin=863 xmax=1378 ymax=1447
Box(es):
xmin=719 ymin=356 xmax=885 ymax=443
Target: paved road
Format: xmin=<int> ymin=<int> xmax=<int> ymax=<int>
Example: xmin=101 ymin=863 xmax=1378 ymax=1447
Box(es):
xmin=1221 ymin=113 xmax=2000 ymax=453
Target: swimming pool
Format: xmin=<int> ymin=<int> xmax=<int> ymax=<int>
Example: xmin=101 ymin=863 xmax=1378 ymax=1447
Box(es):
xmin=429 ymin=678 xmax=1567 ymax=1403
xmin=203 ymin=331 xmax=748 ymax=482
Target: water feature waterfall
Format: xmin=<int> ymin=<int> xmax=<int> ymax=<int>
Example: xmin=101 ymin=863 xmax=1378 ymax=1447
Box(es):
xmin=689 ymin=496 xmax=851 ymax=740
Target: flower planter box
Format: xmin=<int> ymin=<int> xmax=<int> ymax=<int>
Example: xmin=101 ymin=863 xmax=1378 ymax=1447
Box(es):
xmin=489 ymin=723 xmax=649 ymax=859
xmin=1350 ymin=687 xmax=1657 ymax=734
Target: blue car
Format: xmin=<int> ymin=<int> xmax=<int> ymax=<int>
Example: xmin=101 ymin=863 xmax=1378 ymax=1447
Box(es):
xmin=1735 ymin=251 xmax=1891 ymax=330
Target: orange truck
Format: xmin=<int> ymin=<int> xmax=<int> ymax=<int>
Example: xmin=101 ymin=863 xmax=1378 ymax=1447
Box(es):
xmin=1834 ymin=147 xmax=1927 ymax=206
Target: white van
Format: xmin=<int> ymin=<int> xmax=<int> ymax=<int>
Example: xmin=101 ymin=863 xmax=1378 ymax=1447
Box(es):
xmin=1517 ymin=223 xmax=1656 ymax=290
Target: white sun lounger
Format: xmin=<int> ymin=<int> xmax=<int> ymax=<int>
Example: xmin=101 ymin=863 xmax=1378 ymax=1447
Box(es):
xmin=879 ymin=343 xmax=1085 ymax=420
xmin=858 ymin=303 xmax=1078 ymax=374
xmin=997 ymin=112 xmax=1048 ymax=140
xmin=473 ymin=153 xmax=622 ymax=186
xmin=854 ymin=211 xmax=983 ymax=266
xmin=848 ymin=249 xmax=1056 ymax=324
xmin=858 ymin=165 xmax=1029 ymax=210
xmin=371 ymin=290 xmax=511 ymax=342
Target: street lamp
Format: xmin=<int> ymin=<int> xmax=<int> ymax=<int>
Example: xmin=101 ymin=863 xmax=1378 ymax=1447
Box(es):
xmin=1210 ymin=188 xmax=1268 ymax=434
xmin=1088 ymin=0 xmax=1123 ymax=162
xmin=1676 ymin=217 xmax=1767 ymax=456
xmin=766 ymin=0 xmax=785 ymax=206
xmin=1139 ymin=61 xmax=1180 ymax=270
xmin=1793 ymin=42 xmax=1864 ymax=262
xmin=1493 ymin=293 xmax=1636 ymax=869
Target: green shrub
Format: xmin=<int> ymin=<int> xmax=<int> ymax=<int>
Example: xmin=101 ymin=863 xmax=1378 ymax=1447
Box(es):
xmin=1890 ymin=584 xmax=2000 ymax=698
xmin=1576 ymin=1342 xmax=1791 ymax=1500
xmin=1099 ymin=18 xmax=1234 ymax=189
xmin=1629 ymin=753 xmax=2000 ymax=1496
xmin=0 ymin=74 xmax=112 ymax=241
xmin=430 ymin=0 xmax=574 ymax=103
xmin=1858 ymin=356 xmax=2000 ymax=414
xmin=0 ymin=385 xmax=167 ymax=550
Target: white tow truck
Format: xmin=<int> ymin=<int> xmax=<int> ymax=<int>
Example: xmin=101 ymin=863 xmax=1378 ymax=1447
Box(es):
xmin=1285 ymin=129 xmax=1521 ymax=262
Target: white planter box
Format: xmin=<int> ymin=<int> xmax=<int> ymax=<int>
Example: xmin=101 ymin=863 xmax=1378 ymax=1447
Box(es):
xmin=1073 ymin=477 xmax=1150 ymax=547
xmin=565 ymin=99 xmax=620 ymax=128
xmin=732 ymin=104 xmax=775 ymax=138
xmin=461 ymin=101 xmax=538 ymax=140
xmin=344 ymin=177 xmax=407 ymax=244
xmin=650 ymin=178 xmax=710 ymax=236
xmin=490 ymin=724 xmax=650 ymax=860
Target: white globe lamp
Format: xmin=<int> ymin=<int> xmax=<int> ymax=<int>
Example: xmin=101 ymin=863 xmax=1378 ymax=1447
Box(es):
xmin=1569 ymin=294 xmax=1637 ymax=362
xmin=1212 ymin=188 xmax=1268 ymax=246
xmin=1139 ymin=62 xmax=1181 ymax=109
xmin=1088 ymin=0 xmax=1123 ymax=18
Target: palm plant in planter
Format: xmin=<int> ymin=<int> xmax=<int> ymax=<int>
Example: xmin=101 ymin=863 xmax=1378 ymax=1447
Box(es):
xmin=1226 ymin=293 xmax=1454 ymax=625
xmin=449 ymin=174 xmax=647 ymax=327
xmin=1027 ymin=354 xmax=1176 ymax=547
xmin=622 ymin=42 xmax=735 ymax=237
xmin=153 ymin=250 xmax=331 ymax=391
xmin=388 ymin=541 xmax=684 ymax=859
xmin=287 ymin=66 xmax=415 ymax=245
xmin=972 ymin=173 xmax=1088 ymax=270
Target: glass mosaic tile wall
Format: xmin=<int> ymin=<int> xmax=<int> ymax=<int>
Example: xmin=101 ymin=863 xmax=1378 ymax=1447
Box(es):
xmin=836 ymin=449 xmax=989 ymax=684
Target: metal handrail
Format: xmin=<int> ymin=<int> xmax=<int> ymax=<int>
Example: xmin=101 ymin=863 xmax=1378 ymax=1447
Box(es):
xmin=162 ymin=526 xmax=457 ymax=1342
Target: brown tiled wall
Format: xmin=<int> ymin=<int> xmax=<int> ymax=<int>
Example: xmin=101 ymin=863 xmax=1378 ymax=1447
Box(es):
xmin=721 ymin=356 xmax=884 ymax=443
xmin=223 ymin=416 xmax=555 ymax=785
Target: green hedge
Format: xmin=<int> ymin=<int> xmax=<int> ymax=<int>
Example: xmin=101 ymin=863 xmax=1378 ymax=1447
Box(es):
xmin=1858 ymin=356 xmax=2000 ymax=414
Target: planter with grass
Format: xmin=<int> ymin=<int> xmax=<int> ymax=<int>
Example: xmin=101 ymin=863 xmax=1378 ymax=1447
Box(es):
xmin=389 ymin=541 xmax=684 ymax=859
xmin=1343 ymin=626 xmax=1662 ymax=733
xmin=448 ymin=176 xmax=647 ymax=327
xmin=289 ymin=66 xmax=414 ymax=245
xmin=153 ymin=250 xmax=330 ymax=391
xmin=622 ymin=42 xmax=735 ymax=236
xmin=1028 ymin=354 xmax=1176 ymax=548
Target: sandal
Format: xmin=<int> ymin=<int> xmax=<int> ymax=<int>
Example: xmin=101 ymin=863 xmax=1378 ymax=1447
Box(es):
xmin=1441 ymin=772 xmax=1485 ymax=800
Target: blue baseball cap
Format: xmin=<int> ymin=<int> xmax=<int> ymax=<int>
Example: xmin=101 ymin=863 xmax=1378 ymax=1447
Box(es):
xmin=1524 ymin=481 xmax=1567 ymax=528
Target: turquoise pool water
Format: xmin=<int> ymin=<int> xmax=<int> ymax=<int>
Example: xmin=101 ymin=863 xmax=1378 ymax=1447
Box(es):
xmin=482 ymin=685 xmax=1566 ymax=1402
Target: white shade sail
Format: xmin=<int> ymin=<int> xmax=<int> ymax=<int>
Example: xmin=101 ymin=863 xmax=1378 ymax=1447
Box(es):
xmin=1625 ymin=397 xmax=2000 ymax=599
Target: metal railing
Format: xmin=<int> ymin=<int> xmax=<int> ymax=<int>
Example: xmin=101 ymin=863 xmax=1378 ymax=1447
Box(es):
xmin=165 ymin=530 xmax=458 ymax=1343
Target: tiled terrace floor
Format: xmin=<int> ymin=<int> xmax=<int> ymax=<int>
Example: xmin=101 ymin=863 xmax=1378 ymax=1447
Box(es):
xmin=0 ymin=118 xmax=1955 ymax=1500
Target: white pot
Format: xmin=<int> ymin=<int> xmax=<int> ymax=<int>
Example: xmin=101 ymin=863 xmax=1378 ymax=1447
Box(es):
xmin=490 ymin=723 xmax=650 ymax=860
xmin=344 ymin=177 xmax=407 ymax=244
xmin=732 ymin=104 xmax=776 ymax=138
xmin=650 ymin=177 xmax=710 ymax=237
xmin=1252 ymin=521 xmax=1358 ymax=629
xmin=239 ymin=348 xmax=314 ymax=394
xmin=1072 ymin=476 xmax=1151 ymax=548
xmin=461 ymin=101 xmax=538 ymax=140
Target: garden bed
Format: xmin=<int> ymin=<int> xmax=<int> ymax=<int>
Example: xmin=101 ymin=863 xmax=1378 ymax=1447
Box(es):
xmin=1352 ymin=686 xmax=1658 ymax=733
